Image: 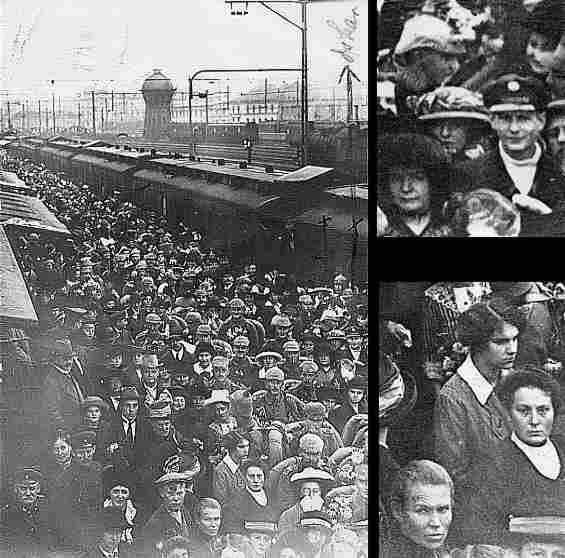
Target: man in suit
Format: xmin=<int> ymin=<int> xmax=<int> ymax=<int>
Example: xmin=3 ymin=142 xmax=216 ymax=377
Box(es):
xmin=41 ymin=338 xmax=86 ymax=437
xmin=328 ymin=377 xmax=368 ymax=436
xmin=455 ymin=74 xmax=565 ymax=226
xmin=137 ymin=472 xmax=195 ymax=557
xmin=98 ymin=386 xmax=153 ymax=472
xmin=160 ymin=334 xmax=195 ymax=376
xmin=123 ymin=344 xmax=145 ymax=392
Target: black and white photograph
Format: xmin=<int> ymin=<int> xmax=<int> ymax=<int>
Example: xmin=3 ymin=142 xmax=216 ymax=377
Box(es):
xmin=376 ymin=0 xmax=565 ymax=237
xmin=379 ymin=281 xmax=565 ymax=557
xmin=0 ymin=1 xmax=368 ymax=557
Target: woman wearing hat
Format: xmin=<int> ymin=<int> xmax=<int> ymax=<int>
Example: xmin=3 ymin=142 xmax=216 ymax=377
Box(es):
xmin=415 ymin=86 xmax=495 ymax=163
xmin=278 ymin=467 xmax=336 ymax=537
xmin=254 ymin=350 xmax=284 ymax=392
xmin=205 ymin=389 xmax=239 ymax=469
xmin=377 ymin=132 xmax=452 ymax=237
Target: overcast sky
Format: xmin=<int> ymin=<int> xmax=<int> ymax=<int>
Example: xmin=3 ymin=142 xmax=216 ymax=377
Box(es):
xmin=0 ymin=0 xmax=367 ymax=100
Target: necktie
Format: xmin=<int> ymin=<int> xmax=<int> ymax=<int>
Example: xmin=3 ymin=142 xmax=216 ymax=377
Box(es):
xmin=126 ymin=421 xmax=134 ymax=445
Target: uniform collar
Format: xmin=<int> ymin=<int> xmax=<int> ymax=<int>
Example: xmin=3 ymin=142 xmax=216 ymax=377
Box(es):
xmin=457 ymin=354 xmax=494 ymax=405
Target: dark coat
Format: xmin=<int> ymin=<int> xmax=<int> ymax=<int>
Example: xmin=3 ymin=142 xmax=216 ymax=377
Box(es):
xmin=137 ymin=504 xmax=194 ymax=557
xmin=457 ymin=434 xmax=565 ymax=547
xmin=41 ymin=365 xmax=85 ymax=435
xmin=222 ymin=489 xmax=278 ymax=535
xmin=0 ymin=496 xmax=55 ymax=554
xmin=160 ymin=347 xmax=195 ymax=374
xmin=454 ymin=147 xmax=565 ymax=231
xmin=186 ymin=526 xmax=220 ymax=558
xmin=433 ymin=368 xmax=512 ymax=498
xmin=97 ymin=413 xmax=154 ymax=470
xmin=329 ymin=400 xmax=368 ymax=436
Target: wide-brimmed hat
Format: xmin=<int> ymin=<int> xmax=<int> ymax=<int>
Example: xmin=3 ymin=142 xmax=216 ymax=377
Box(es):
xmin=394 ymin=14 xmax=466 ymax=65
xmin=415 ymin=87 xmax=491 ymax=123
xmin=203 ymin=389 xmax=231 ymax=407
xmin=290 ymin=467 xmax=335 ymax=488
xmin=300 ymin=510 xmax=332 ymax=532
xmin=256 ymin=351 xmax=283 ymax=362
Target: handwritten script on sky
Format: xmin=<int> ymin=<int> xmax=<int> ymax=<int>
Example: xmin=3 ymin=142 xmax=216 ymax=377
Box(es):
xmin=327 ymin=7 xmax=360 ymax=66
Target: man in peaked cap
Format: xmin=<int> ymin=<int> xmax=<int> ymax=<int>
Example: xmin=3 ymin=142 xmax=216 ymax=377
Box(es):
xmin=1 ymin=468 xmax=55 ymax=553
xmin=455 ymin=74 xmax=565 ymax=222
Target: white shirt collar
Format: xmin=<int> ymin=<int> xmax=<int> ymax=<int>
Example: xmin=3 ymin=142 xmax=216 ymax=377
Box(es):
xmin=499 ymin=142 xmax=542 ymax=195
xmin=223 ymin=454 xmax=239 ymax=474
xmin=457 ymin=354 xmax=494 ymax=405
xmin=511 ymin=432 xmax=560 ymax=480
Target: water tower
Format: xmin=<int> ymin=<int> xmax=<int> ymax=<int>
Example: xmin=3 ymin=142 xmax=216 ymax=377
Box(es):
xmin=141 ymin=68 xmax=175 ymax=139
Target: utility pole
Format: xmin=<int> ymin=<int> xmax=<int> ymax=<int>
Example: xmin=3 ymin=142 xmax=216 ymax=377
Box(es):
xmin=264 ymin=77 xmax=268 ymax=115
xmin=104 ymin=97 xmax=108 ymax=129
xmin=205 ymin=90 xmax=209 ymax=137
xmin=320 ymin=215 xmax=331 ymax=283
xmin=52 ymin=92 xmax=56 ymax=134
xmin=101 ymin=106 xmax=104 ymax=132
xmin=22 ymin=101 xmax=26 ymax=132
xmin=91 ymin=91 xmax=96 ymax=136
xmin=7 ymin=101 xmax=11 ymax=130
xmin=226 ymin=84 xmax=230 ymax=115
xmin=188 ymin=78 xmax=193 ymax=130
xmin=38 ymin=100 xmax=41 ymax=134
xmin=78 ymin=102 xmax=81 ymax=130
xmin=301 ymin=0 xmax=308 ymax=166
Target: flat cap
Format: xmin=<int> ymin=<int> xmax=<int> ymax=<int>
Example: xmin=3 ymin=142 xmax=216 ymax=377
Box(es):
xmin=81 ymin=396 xmax=110 ymax=413
xmin=70 ymin=429 xmax=97 ymax=448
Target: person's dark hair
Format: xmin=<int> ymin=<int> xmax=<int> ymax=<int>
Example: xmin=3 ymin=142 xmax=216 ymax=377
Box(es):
xmin=456 ymin=299 xmax=526 ymax=353
xmin=497 ymin=367 xmax=562 ymax=414
xmin=240 ymin=458 xmax=268 ymax=477
xmin=377 ymin=133 xmax=451 ymax=216
xmin=389 ymin=459 xmax=453 ymax=513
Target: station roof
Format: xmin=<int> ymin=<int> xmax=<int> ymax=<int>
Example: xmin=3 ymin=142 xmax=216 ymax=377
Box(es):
xmin=0 ymin=225 xmax=37 ymax=324
xmin=0 ymin=190 xmax=70 ymax=235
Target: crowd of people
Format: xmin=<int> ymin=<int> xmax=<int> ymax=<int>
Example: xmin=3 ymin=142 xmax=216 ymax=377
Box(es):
xmin=377 ymin=0 xmax=565 ymax=236
xmin=0 ymin=154 xmax=369 ymax=558
xmin=379 ymin=281 xmax=565 ymax=557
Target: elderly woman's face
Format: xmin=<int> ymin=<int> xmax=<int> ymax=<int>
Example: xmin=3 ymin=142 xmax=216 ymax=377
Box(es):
xmin=394 ymin=482 xmax=452 ymax=550
xmin=510 ymin=386 xmax=554 ymax=447
xmin=388 ymin=167 xmax=431 ymax=215
xmin=520 ymin=541 xmax=565 ymax=558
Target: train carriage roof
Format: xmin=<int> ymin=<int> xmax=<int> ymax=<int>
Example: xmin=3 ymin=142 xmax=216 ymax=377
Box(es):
xmin=0 ymin=190 xmax=70 ymax=236
xmin=0 ymin=225 xmax=38 ymax=324
xmin=132 ymin=169 xmax=280 ymax=211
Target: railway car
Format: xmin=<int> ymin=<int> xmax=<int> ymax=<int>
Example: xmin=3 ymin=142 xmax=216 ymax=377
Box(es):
xmin=5 ymin=136 xmax=368 ymax=283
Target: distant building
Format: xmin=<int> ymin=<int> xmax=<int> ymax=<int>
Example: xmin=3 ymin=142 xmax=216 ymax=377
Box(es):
xmin=142 ymin=68 xmax=175 ymax=139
